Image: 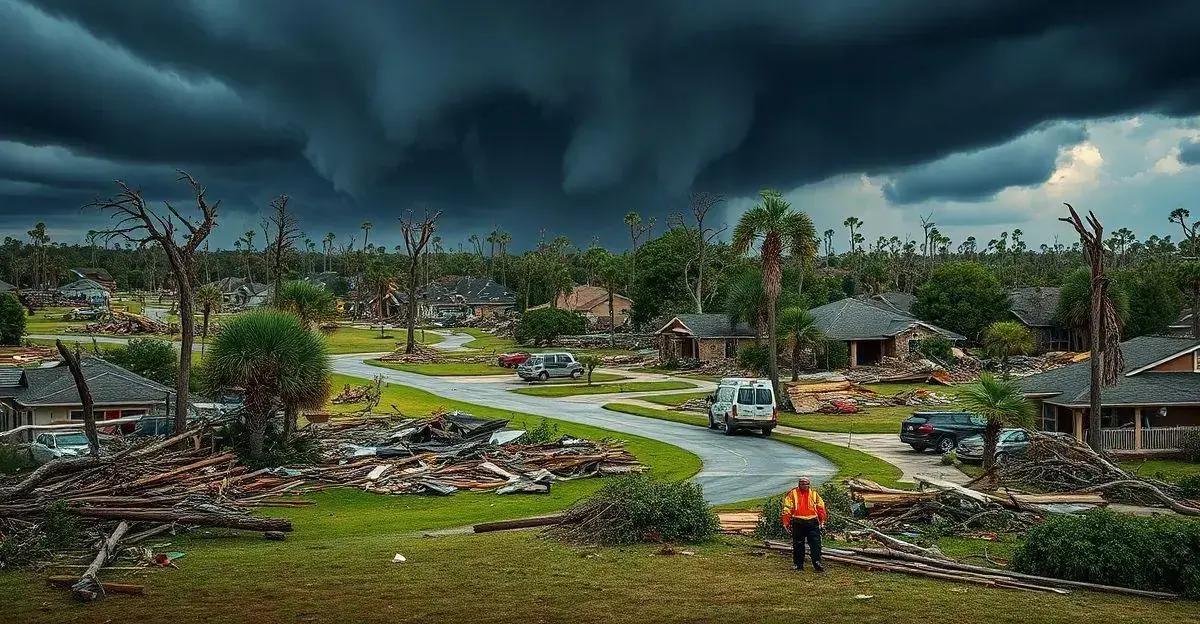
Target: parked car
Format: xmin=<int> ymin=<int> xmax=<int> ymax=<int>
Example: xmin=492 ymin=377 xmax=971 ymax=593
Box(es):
xmin=956 ymin=429 xmax=1073 ymax=463
xmin=706 ymin=378 xmax=777 ymax=436
xmin=899 ymin=411 xmax=987 ymax=453
xmin=29 ymin=430 xmax=93 ymax=464
xmin=516 ymin=352 xmax=584 ymax=381
xmin=497 ymin=352 xmax=531 ymax=368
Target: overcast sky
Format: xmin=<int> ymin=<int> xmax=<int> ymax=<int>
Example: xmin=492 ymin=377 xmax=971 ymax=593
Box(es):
xmin=3 ymin=1 xmax=1200 ymax=251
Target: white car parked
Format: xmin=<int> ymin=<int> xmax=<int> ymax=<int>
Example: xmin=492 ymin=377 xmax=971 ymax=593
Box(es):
xmin=30 ymin=430 xmax=93 ymax=464
xmin=706 ymin=378 xmax=777 ymax=436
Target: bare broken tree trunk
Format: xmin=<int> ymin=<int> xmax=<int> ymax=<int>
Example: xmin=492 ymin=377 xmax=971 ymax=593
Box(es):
xmin=400 ymin=209 xmax=441 ymax=354
xmin=55 ymin=340 xmax=99 ymax=458
xmin=72 ymin=520 xmax=129 ymax=601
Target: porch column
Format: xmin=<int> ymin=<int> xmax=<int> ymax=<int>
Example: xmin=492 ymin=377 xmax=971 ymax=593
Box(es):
xmin=848 ymin=341 xmax=858 ymax=368
xmin=1134 ymin=407 xmax=1143 ymax=452
xmin=1072 ymin=409 xmax=1084 ymax=443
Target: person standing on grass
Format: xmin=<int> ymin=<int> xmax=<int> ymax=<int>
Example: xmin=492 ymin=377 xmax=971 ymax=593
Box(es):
xmin=780 ymin=476 xmax=827 ymax=572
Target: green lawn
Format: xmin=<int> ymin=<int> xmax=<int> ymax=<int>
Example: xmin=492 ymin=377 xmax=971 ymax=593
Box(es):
xmin=461 ymin=327 xmax=518 ymax=352
xmin=513 ymin=380 xmax=696 ymax=398
xmin=1120 ymin=458 xmax=1200 ymax=482
xmin=366 ymin=358 xmax=512 ymax=376
xmin=602 ymin=403 xmax=904 ymax=489
xmin=640 ymin=391 xmax=712 ymax=407
xmin=321 ymin=326 xmax=443 ymax=354
xmin=2 ymin=528 xmax=1187 ymax=624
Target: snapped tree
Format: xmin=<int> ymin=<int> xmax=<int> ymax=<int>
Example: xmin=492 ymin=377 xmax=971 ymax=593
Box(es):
xmin=400 ymin=209 xmax=441 ymax=354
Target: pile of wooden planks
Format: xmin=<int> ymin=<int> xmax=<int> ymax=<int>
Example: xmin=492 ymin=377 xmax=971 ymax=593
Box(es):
xmin=786 ymin=377 xmax=952 ymax=414
xmin=716 ymin=511 xmax=760 ymax=536
xmin=81 ymin=310 xmax=172 ymax=335
xmin=759 ymin=541 xmax=1176 ymax=599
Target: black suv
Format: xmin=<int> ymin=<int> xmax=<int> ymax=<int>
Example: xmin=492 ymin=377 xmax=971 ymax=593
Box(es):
xmin=900 ymin=411 xmax=987 ymax=454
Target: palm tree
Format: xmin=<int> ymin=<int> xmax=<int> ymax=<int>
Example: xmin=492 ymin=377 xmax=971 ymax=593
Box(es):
xmin=275 ymin=280 xmax=337 ymax=329
xmin=361 ymin=221 xmax=373 ymax=250
xmin=981 ymin=321 xmax=1034 ymax=377
xmin=204 ymin=311 xmax=331 ymax=458
xmin=959 ymin=373 xmax=1035 ymax=470
xmin=725 ymin=268 xmax=767 ymax=340
xmin=731 ymin=190 xmax=816 ymax=399
xmin=194 ymin=283 xmax=223 ymax=353
xmin=778 ymin=307 xmax=823 ymax=381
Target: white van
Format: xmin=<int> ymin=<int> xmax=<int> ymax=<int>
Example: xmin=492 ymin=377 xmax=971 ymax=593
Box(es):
xmin=707 ymin=378 xmax=777 ymax=436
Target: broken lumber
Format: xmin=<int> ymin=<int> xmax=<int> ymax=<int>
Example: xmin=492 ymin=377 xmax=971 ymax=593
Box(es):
xmin=69 ymin=508 xmax=293 ymax=532
xmin=473 ymin=514 xmax=564 ymax=533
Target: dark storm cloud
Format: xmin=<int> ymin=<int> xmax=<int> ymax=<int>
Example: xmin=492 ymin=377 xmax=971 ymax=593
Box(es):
xmin=1179 ymin=138 xmax=1200 ymax=166
xmin=881 ymin=123 xmax=1087 ymax=204
xmin=4 ymin=0 xmax=1200 ymax=246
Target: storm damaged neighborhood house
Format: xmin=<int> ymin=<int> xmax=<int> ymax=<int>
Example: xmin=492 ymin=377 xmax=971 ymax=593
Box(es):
xmin=808 ymin=297 xmax=964 ymax=367
xmin=1008 ymin=286 xmax=1070 ymax=353
xmin=1020 ymin=335 xmax=1200 ymax=454
xmin=656 ymin=314 xmax=757 ymax=362
xmin=0 ymin=357 xmax=174 ymax=432
xmin=418 ymin=276 xmax=517 ymax=320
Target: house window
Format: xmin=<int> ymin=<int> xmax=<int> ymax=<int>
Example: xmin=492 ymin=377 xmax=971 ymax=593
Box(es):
xmin=69 ymin=410 xmax=84 ymax=421
xmin=1039 ymin=402 xmax=1056 ymax=431
xmin=724 ymin=339 xmax=739 ymax=358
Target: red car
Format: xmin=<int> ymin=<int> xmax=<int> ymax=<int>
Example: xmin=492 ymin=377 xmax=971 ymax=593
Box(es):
xmin=497 ymin=352 xmax=531 ymax=368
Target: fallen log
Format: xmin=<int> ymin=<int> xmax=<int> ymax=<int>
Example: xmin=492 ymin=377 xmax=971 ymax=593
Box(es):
xmin=70 ymin=508 xmax=292 ymax=532
xmin=473 ymin=514 xmax=565 ymax=533
xmin=1072 ymin=480 xmax=1200 ymax=516
xmin=71 ymin=520 xmax=129 ymax=601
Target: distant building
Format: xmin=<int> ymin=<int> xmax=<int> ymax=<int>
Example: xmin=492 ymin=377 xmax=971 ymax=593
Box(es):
xmin=419 ymin=276 xmax=516 ymax=320
xmin=58 ymin=279 xmax=110 ymax=307
xmin=656 ymin=314 xmax=757 ymax=362
xmin=208 ymin=277 xmax=251 ymax=306
xmin=232 ymin=282 xmax=272 ymax=308
xmin=0 ymin=357 xmax=173 ymax=431
xmin=863 ymin=291 xmax=915 ymax=315
xmin=808 ymin=298 xmax=963 ymax=367
xmin=530 ymin=285 xmax=633 ymax=328
xmin=1008 ymin=286 xmax=1069 ymax=352
xmin=69 ymin=268 xmax=116 ymax=292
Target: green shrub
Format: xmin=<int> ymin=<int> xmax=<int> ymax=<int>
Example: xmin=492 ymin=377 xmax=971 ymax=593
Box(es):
xmin=1178 ymin=474 xmax=1200 ymax=500
xmin=514 ymin=308 xmax=586 ymax=346
xmin=737 ymin=344 xmax=770 ymax=375
xmin=553 ymin=475 xmax=717 ymax=545
xmin=516 ymin=418 xmax=559 ymax=445
xmin=1012 ymin=509 xmax=1200 ymax=597
xmin=914 ymin=336 xmax=954 ymax=361
xmin=940 ymin=450 xmax=959 ymax=466
xmin=1180 ymin=430 xmax=1200 ymax=462
xmin=755 ymin=482 xmax=852 ymax=539
xmin=0 ymin=444 xmax=35 ymax=475
xmin=0 ymin=293 xmax=24 ymax=345
xmin=104 ymin=337 xmax=178 ymax=386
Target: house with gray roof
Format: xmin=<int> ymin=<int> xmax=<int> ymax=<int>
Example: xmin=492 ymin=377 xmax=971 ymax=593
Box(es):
xmin=0 ymin=357 xmax=173 ymax=432
xmin=863 ymin=291 xmax=915 ymax=315
xmin=1008 ymin=286 xmax=1069 ymax=352
xmin=418 ymin=276 xmax=516 ymax=320
xmin=656 ymin=313 xmax=757 ymax=362
xmin=58 ymin=278 xmax=111 ymax=307
xmin=808 ymin=297 xmax=964 ymax=367
xmin=1021 ymin=335 xmax=1200 ymax=453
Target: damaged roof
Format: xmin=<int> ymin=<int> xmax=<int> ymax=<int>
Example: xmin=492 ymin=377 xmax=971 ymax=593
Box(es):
xmin=0 ymin=357 xmax=174 ymax=407
xmin=657 ymin=314 xmax=756 ymax=338
xmin=1020 ymin=335 xmax=1200 ymax=407
xmin=866 ymin=291 xmax=915 ymax=315
xmin=1009 ymin=286 xmax=1062 ymax=328
xmin=809 ymin=297 xmax=964 ymax=341
xmin=420 ymin=276 xmax=516 ymax=305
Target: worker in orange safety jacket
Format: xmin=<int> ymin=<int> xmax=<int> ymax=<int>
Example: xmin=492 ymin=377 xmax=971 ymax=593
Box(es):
xmin=780 ymin=476 xmax=827 ymax=572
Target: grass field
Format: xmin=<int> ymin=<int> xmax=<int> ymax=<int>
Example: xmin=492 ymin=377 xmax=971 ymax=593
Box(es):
xmin=602 ymin=403 xmax=904 ymax=489
xmin=321 ymin=326 xmax=443 ymax=354
xmin=1120 ymin=458 xmax=1200 ymax=482
xmin=461 ymin=327 xmax=517 ymax=352
xmin=366 ymin=358 xmax=512 ymax=376
xmin=640 ymin=391 xmax=712 ymax=407
xmin=513 ymin=380 xmax=696 ymax=398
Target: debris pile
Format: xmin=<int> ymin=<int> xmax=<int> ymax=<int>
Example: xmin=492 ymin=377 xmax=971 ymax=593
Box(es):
xmin=81 ymin=310 xmax=172 ymax=335
xmin=293 ymin=411 xmax=642 ymax=496
xmin=0 ymin=345 xmax=59 ymax=366
xmin=786 ymin=377 xmax=952 ymax=414
xmin=999 ymin=434 xmax=1200 ymax=515
xmin=602 ymin=353 xmax=654 ymax=366
xmin=554 ymin=334 xmax=654 ymax=351
xmin=847 ymin=477 xmax=1062 ymax=536
xmin=675 ymin=397 xmax=709 ymax=412
xmin=376 ymin=344 xmax=494 ymax=364
xmin=0 ymin=428 xmax=296 ymax=600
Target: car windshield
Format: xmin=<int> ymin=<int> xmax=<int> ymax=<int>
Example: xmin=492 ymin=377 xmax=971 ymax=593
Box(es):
xmin=526 ymin=357 xmax=543 ymax=365
xmin=55 ymin=433 xmax=90 ymax=446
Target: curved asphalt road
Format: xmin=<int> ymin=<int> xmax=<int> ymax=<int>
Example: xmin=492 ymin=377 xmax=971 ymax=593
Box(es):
xmin=332 ymin=355 xmax=835 ymax=504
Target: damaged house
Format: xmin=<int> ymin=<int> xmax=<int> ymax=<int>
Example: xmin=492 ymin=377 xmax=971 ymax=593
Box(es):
xmin=808 ymin=298 xmax=964 ymax=367
xmin=418 ymin=276 xmax=517 ymax=321
xmin=656 ymin=314 xmax=757 ymax=363
xmin=1021 ymin=335 xmax=1200 ymax=454
xmin=1008 ymin=286 xmax=1070 ymax=353
xmin=530 ymin=285 xmax=633 ymax=329
xmin=0 ymin=357 xmax=174 ymax=432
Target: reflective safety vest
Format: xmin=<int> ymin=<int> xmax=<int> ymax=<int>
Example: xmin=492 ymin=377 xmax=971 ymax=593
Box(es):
xmin=779 ymin=487 xmax=827 ymax=525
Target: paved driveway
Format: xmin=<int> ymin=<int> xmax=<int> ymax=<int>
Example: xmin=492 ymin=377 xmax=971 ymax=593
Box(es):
xmin=332 ymin=355 xmax=835 ymax=505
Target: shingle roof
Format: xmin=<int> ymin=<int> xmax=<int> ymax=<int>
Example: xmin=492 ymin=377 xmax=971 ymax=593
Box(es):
xmin=1009 ymin=286 xmax=1062 ymax=328
xmin=658 ymin=314 xmax=756 ymax=338
xmin=867 ymin=292 xmax=915 ymax=314
xmin=808 ymin=297 xmax=965 ymax=341
xmin=1020 ymin=335 xmax=1200 ymax=406
xmin=1 ymin=358 xmax=174 ymax=407
xmin=210 ymin=277 xmax=249 ymax=293
xmin=58 ymin=278 xmax=107 ymax=293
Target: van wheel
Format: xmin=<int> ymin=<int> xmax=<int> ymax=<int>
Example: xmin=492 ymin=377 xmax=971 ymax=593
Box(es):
xmin=538 ymin=371 xmax=549 ymax=382
xmin=936 ymin=436 xmax=956 ymax=454
xmin=760 ymin=427 xmax=773 ymax=437
xmin=707 ymin=413 xmax=719 ymax=430
xmin=724 ymin=419 xmax=737 ymax=436
xmin=571 ymin=369 xmax=582 ymax=379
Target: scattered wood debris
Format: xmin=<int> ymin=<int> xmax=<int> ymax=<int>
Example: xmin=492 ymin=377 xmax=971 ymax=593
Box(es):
xmin=0 ymin=345 xmax=59 ymax=366
xmin=81 ymin=310 xmax=172 ymax=335
xmin=290 ymin=411 xmax=642 ymax=496
xmin=786 ymin=377 xmax=952 ymax=414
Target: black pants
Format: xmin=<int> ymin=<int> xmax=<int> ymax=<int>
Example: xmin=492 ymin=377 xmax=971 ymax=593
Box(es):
xmin=790 ymin=518 xmax=822 ymax=568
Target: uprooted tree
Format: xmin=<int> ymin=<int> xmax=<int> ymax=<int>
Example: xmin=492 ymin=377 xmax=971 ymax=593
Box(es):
xmin=90 ymin=172 xmax=218 ymax=434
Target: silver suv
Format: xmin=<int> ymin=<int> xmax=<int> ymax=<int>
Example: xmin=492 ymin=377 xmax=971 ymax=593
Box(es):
xmin=517 ymin=353 xmax=584 ymax=382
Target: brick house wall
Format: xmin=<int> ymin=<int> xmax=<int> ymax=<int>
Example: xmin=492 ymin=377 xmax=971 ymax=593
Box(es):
xmin=889 ymin=325 xmax=942 ymax=359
